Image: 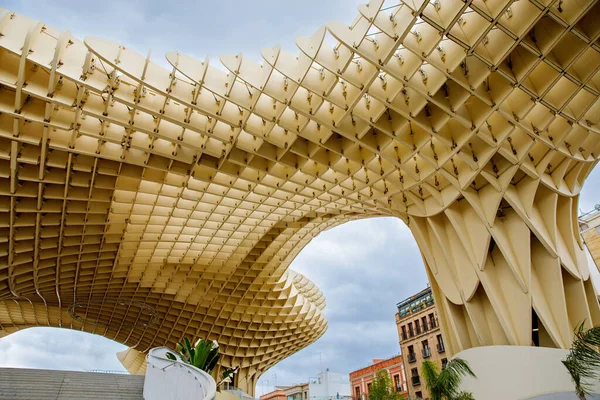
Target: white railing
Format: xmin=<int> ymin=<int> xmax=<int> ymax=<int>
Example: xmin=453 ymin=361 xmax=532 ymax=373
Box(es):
xmin=144 ymin=347 xmax=217 ymax=400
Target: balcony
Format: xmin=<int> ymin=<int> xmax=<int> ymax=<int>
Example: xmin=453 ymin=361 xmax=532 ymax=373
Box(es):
xmin=437 ymin=343 xmax=445 ymax=353
xmin=422 ymin=347 xmax=431 ymax=358
xmin=411 ymin=376 xmax=421 ymax=386
xmin=408 ymin=352 xmax=417 ymax=363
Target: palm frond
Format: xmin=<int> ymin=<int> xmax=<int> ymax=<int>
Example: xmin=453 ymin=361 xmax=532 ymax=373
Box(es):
xmin=454 ymin=391 xmax=475 ymax=400
xmin=437 ymin=358 xmax=476 ymax=399
xmin=563 ymin=321 xmax=600 ymax=397
xmin=421 ymin=360 xmax=441 ymax=400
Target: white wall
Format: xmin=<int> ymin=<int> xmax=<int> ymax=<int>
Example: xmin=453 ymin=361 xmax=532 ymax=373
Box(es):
xmin=309 ymin=371 xmax=351 ymax=400
xmin=455 ymin=346 xmax=600 ymax=400
xmin=144 ymin=347 xmax=217 ymax=400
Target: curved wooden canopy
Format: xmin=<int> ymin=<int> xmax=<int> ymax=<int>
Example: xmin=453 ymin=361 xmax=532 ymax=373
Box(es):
xmin=1 ymin=0 xmax=600 ymax=394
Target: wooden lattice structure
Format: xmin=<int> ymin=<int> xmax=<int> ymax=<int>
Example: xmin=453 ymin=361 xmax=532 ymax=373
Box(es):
xmin=1 ymin=0 xmax=600 ymax=394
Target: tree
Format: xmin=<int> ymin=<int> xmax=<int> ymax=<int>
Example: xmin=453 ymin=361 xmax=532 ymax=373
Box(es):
xmin=368 ymin=369 xmax=403 ymax=400
xmin=421 ymin=358 xmax=476 ymax=400
xmin=562 ymin=322 xmax=600 ymax=400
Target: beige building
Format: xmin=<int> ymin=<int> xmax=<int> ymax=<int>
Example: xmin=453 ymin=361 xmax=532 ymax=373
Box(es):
xmin=284 ymin=383 xmax=310 ymax=400
xmin=580 ymin=207 xmax=600 ymax=269
xmin=260 ymin=383 xmax=310 ymax=400
xmin=396 ymin=287 xmax=446 ymax=399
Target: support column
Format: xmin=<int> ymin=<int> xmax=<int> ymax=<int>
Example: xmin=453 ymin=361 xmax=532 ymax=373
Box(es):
xmin=409 ymin=178 xmax=600 ymax=355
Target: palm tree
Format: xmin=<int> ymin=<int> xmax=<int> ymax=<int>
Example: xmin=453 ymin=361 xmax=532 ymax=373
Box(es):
xmin=421 ymin=358 xmax=476 ymax=400
xmin=562 ymin=322 xmax=600 ymax=400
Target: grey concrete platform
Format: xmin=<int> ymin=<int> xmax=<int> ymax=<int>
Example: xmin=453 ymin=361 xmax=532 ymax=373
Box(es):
xmin=0 ymin=367 xmax=144 ymax=399
xmin=529 ymin=393 xmax=600 ymax=399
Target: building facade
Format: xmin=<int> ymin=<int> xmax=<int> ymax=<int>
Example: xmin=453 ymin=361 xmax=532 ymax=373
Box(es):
xmin=349 ymin=355 xmax=407 ymax=400
xmin=284 ymin=383 xmax=310 ymax=400
xmin=260 ymin=390 xmax=289 ymax=400
xmin=309 ymin=370 xmax=351 ymax=400
xmin=580 ymin=207 xmax=600 ymax=268
xmin=396 ymin=287 xmax=447 ymax=399
xmin=261 ymin=383 xmax=310 ymax=400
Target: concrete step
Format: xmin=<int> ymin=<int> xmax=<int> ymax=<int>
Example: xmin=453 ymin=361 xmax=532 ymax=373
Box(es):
xmin=0 ymin=367 xmax=145 ymax=400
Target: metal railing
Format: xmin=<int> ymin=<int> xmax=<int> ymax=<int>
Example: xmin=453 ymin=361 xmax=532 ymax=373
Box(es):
xmin=422 ymin=347 xmax=431 ymax=358
xmin=401 ymin=319 xmax=440 ymax=342
xmin=87 ymin=369 xmax=129 ymax=374
xmin=408 ymin=352 xmax=417 ymax=363
xmin=144 ymin=347 xmax=216 ymax=400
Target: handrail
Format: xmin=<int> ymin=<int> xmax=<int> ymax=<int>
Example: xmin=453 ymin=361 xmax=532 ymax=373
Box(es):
xmin=144 ymin=347 xmax=217 ymax=400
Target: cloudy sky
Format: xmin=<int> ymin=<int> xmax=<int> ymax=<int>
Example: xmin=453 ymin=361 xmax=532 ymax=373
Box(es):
xmin=1 ymin=0 xmax=600 ymax=395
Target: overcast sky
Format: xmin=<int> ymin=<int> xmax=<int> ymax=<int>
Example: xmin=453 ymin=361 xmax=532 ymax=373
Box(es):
xmin=1 ymin=0 xmax=600 ymax=396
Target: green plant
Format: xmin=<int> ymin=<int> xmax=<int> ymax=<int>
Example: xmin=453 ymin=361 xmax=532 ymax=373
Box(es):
xmin=166 ymin=338 xmax=221 ymax=374
xmin=167 ymin=337 xmax=240 ymax=390
xmin=218 ymin=366 xmax=240 ymax=388
xmin=368 ymin=369 xmax=403 ymax=400
xmin=562 ymin=322 xmax=600 ymax=400
xmin=421 ymin=358 xmax=476 ymax=400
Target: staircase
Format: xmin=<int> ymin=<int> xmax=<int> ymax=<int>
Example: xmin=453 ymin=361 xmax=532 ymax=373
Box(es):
xmin=0 ymin=367 xmax=145 ymax=399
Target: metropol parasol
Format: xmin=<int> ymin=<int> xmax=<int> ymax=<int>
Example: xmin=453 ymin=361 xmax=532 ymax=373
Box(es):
xmin=0 ymin=0 xmax=599 ymax=394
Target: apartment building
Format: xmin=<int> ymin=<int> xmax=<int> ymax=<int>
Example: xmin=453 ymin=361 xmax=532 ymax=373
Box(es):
xmin=396 ymin=287 xmax=447 ymax=399
xmin=580 ymin=206 xmax=600 ymax=266
xmin=261 ymin=383 xmax=310 ymax=400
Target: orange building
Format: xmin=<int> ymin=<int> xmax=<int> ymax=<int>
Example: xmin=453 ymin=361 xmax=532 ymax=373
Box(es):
xmin=260 ymin=390 xmax=288 ymax=400
xmin=349 ymin=355 xmax=407 ymax=400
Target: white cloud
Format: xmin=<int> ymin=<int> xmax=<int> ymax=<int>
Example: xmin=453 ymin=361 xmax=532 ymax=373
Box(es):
xmin=0 ymin=327 xmax=127 ymax=372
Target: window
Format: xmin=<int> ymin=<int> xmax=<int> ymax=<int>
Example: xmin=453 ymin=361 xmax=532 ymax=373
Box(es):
xmin=414 ymin=319 xmax=421 ymax=334
xmin=437 ymin=334 xmax=445 ymax=353
xmin=411 ymin=368 xmax=420 ymax=386
xmin=355 ymin=387 xmax=360 ymax=399
xmin=401 ymin=325 xmax=407 ymax=340
xmin=429 ymin=313 xmax=436 ymax=328
xmin=421 ymin=316 xmax=428 ymax=331
xmin=442 ymin=358 xmax=448 ymax=369
xmin=408 ymin=322 xmax=414 ymax=337
xmin=367 ymin=383 xmax=372 ymax=393
xmin=415 ymin=391 xmax=423 ymax=399
xmin=422 ymin=340 xmax=431 ymax=358
xmin=407 ymin=345 xmax=416 ymax=363
xmin=393 ymin=374 xmax=400 ymax=391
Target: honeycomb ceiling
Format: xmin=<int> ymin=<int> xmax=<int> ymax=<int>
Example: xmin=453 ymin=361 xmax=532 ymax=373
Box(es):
xmin=0 ymin=0 xmax=599 ymax=392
